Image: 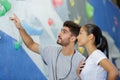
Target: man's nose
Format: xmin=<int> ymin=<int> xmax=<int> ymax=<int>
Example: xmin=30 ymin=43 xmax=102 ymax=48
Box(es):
xmin=58 ymin=31 xmax=62 ymax=36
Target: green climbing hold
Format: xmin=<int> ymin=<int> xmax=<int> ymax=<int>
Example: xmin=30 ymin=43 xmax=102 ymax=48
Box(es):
xmin=86 ymin=1 xmax=94 ymax=19
xmin=0 ymin=0 xmax=11 ymax=17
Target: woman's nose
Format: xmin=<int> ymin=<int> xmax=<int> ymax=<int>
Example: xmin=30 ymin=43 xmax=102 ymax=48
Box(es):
xmin=77 ymin=35 xmax=79 ymax=39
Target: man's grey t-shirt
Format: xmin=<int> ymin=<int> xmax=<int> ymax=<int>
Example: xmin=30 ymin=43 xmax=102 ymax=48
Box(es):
xmin=39 ymin=45 xmax=85 ymax=80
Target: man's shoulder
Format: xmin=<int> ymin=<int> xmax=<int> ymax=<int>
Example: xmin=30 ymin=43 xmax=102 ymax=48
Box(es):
xmin=74 ymin=50 xmax=86 ymax=62
xmin=72 ymin=50 xmax=85 ymax=68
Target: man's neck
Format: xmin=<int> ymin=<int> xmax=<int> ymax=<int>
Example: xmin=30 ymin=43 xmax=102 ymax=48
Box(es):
xmin=61 ymin=46 xmax=75 ymax=56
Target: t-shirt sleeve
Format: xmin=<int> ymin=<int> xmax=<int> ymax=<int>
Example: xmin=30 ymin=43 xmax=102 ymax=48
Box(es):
xmin=38 ymin=45 xmax=50 ymax=65
xmin=94 ymin=50 xmax=107 ymax=65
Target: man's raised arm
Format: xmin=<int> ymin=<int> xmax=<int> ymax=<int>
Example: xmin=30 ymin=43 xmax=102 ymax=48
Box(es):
xmin=9 ymin=14 xmax=39 ymax=54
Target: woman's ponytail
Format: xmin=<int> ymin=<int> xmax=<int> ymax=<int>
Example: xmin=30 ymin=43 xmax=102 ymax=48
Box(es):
xmin=97 ymin=35 xmax=109 ymax=58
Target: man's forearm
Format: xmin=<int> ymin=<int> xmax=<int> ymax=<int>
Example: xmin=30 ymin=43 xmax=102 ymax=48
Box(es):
xmin=18 ymin=27 xmax=34 ymax=49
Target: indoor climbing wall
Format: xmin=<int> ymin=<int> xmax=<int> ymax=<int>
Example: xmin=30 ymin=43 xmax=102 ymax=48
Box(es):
xmin=0 ymin=0 xmax=120 ymax=79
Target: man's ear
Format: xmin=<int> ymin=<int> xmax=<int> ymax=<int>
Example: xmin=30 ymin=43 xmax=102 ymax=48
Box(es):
xmin=71 ymin=36 xmax=77 ymax=42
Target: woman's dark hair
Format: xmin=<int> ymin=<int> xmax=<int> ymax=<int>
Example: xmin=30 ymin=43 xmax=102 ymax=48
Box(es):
xmin=63 ymin=21 xmax=81 ymax=43
xmin=84 ymin=24 xmax=109 ymax=58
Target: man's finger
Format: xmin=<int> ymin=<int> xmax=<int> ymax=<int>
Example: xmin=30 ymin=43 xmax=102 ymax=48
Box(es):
xmin=13 ymin=13 xmax=19 ymax=19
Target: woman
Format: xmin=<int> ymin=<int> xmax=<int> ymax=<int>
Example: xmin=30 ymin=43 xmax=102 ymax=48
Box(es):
xmin=77 ymin=24 xmax=119 ymax=80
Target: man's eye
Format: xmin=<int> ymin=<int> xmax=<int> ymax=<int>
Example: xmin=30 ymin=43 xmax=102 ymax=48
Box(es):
xmin=63 ymin=31 xmax=66 ymax=33
xmin=61 ymin=30 xmax=66 ymax=33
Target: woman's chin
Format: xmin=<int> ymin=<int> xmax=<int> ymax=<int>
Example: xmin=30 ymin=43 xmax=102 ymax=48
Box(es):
xmin=77 ymin=43 xmax=83 ymax=47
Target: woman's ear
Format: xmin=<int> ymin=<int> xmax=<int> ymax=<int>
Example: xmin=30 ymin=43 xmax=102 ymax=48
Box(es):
xmin=88 ymin=34 xmax=94 ymax=40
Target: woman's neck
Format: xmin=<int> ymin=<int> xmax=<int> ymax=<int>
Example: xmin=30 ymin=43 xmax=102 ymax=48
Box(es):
xmin=86 ymin=44 xmax=97 ymax=56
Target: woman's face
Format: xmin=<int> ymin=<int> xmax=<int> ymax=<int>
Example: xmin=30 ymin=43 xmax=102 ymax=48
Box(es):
xmin=77 ymin=26 xmax=89 ymax=46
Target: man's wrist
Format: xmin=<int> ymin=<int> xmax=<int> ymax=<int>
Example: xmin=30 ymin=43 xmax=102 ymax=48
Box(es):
xmin=18 ymin=27 xmax=24 ymax=30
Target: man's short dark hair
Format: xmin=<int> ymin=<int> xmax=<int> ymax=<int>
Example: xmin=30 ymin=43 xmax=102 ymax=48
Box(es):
xmin=63 ymin=21 xmax=81 ymax=37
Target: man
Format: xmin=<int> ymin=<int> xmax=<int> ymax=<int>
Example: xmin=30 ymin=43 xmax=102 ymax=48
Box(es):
xmin=10 ymin=14 xmax=85 ymax=80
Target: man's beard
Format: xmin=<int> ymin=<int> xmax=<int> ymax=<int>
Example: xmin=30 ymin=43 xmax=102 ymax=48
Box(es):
xmin=56 ymin=36 xmax=62 ymax=45
xmin=56 ymin=39 xmax=69 ymax=46
xmin=56 ymin=35 xmax=71 ymax=46
xmin=56 ymin=39 xmax=62 ymax=45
